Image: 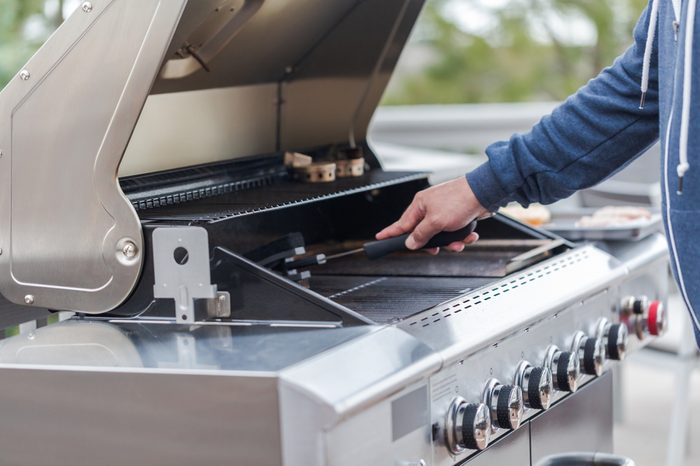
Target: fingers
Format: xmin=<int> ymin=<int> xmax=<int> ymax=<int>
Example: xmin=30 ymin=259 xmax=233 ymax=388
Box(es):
xmin=406 ymin=217 xmax=444 ymax=250
xmin=465 ymin=232 xmax=479 ymax=244
xmin=425 ymin=247 xmax=440 ymax=255
xmin=376 ymin=201 xmax=424 ymax=240
xmin=444 ymin=241 xmax=466 ymax=252
xmin=443 ymin=233 xmax=479 ymax=252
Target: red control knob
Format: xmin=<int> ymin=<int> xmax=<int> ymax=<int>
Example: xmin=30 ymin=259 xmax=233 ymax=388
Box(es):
xmin=647 ymin=300 xmax=667 ymax=336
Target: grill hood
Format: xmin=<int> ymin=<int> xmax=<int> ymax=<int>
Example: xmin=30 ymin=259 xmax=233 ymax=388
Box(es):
xmin=121 ymin=0 xmax=425 ymax=176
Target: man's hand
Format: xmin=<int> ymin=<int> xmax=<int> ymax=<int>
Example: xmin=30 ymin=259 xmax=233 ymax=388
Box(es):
xmin=376 ymin=177 xmax=489 ymax=253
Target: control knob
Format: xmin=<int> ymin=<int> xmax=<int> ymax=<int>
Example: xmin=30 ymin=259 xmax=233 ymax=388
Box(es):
xmin=646 ymin=300 xmax=667 ymax=336
xmin=621 ymin=296 xmax=667 ymax=338
xmin=597 ymin=319 xmax=628 ymax=361
xmin=543 ymin=345 xmax=580 ymax=393
xmin=445 ymin=397 xmax=491 ymax=454
xmin=621 ymin=295 xmax=649 ymax=317
xmin=571 ymin=331 xmax=606 ymax=377
xmin=514 ymin=361 xmax=553 ymax=410
xmin=482 ymin=378 xmax=524 ymax=431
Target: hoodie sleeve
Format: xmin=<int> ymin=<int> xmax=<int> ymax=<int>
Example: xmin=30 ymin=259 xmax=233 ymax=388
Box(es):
xmin=467 ymin=3 xmax=660 ymax=211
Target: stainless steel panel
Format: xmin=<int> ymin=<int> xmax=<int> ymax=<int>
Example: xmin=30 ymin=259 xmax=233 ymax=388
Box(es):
xmin=0 ymin=0 xmax=187 ymax=312
xmin=0 ymin=368 xmax=281 ymax=466
xmin=280 ymin=0 xmax=424 ymax=149
xmin=0 ymin=320 xmax=375 ymax=372
xmin=324 ymin=383 xmax=433 ymax=466
xmin=530 ymin=372 xmax=614 ymax=462
xmin=120 ymin=85 xmax=278 ymax=177
xmin=278 ymin=327 xmax=441 ymax=466
xmin=400 ymin=246 xmax=627 ymax=360
xmin=464 ymin=425 xmax=530 ymax=466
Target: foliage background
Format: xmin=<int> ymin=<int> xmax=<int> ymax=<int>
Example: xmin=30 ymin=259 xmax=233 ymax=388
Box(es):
xmin=0 ymin=0 xmax=648 ymax=104
xmin=385 ymin=0 xmax=649 ymax=104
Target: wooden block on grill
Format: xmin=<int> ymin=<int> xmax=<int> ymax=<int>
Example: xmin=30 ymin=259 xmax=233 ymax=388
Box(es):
xmin=336 ymin=157 xmax=365 ymax=178
xmin=284 ymin=151 xmax=313 ymax=168
xmin=294 ymin=162 xmax=337 ymax=183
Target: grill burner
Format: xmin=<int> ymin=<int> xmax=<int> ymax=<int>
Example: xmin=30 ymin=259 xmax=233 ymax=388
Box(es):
xmin=310 ymin=275 xmax=492 ymax=323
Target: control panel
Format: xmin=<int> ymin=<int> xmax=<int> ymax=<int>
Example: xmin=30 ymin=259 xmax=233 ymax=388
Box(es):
xmin=430 ymin=286 xmax=663 ymax=465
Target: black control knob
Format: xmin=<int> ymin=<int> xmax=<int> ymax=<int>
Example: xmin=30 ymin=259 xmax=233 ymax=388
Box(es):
xmin=445 ymin=398 xmax=491 ymax=454
xmin=462 ymin=403 xmax=491 ymax=450
xmin=514 ymin=361 xmax=553 ymax=410
xmin=621 ymin=295 xmax=649 ymax=316
xmin=544 ymin=345 xmax=580 ymax=393
xmin=572 ymin=331 xmax=606 ymax=377
xmin=483 ymin=379 xmax=524 ymax=431
xmin=603 ymin=322 xmax=628 ymax=361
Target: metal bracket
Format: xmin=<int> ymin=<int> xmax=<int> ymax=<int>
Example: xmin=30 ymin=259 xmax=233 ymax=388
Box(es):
xmin=152 ymin=227 xmax=217 ymax=323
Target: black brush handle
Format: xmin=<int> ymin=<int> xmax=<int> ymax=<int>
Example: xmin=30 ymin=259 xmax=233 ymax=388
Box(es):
xmin=364 ymin=221 xmax=478 ymax=260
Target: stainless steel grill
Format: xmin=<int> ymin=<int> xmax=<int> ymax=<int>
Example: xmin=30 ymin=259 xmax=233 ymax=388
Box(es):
xmin=0 ymin=1 xmax=668 ymax=465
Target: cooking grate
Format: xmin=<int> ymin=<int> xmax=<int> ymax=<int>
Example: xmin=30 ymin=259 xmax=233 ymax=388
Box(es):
xmin=138 ymin=171 xmax=425 ymax=221
xmin=310 ymin=275 xmax=493 ymax=323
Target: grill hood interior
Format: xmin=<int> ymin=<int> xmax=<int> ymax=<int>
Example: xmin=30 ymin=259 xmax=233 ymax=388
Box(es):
xmin=119 ymin=0 xmax=425 ymax=177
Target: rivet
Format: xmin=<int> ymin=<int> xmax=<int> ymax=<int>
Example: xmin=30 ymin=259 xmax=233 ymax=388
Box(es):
xmin=81 ymin=2 xmax=93 ymax=13
xmin=122 ymin=241 xmax=138 ymax=259
xmin=24 ymin=295 xmax=35 ymax=305
xmin=19 ymin=70 xmax=30 ymax=81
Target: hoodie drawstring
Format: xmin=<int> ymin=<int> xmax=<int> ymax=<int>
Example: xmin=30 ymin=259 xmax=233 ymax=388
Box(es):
xmin=641 ymin=0 xmax=693 ymax=193
xmin=678 ymin=0 xmax=696 ymax=194
xmin=640 ymin=0 xmax=660 ymax=109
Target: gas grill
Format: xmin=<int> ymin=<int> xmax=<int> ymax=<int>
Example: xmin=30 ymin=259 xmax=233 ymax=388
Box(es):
xmin=0 ymin=1 xmax=668 ymax=465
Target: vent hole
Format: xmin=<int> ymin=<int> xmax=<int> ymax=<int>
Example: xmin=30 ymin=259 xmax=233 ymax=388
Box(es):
xmin=173 ymin=247 xmax=189 ymax=265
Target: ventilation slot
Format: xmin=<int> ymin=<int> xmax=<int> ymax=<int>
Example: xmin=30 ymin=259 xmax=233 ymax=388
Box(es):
xmin=405 ymin=249 xmax=591 ymax=329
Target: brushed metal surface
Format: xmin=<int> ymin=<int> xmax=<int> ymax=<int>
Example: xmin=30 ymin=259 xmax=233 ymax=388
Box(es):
xmin=464 ymin=425 xmax=530 ymax=466
xmin=278 ymin=326 xmax=441 ymax=466
xmin=530 ymin=372 xmax=614 ymax=462
xmin=0 ymin=367 xmax=281 ymax=466
xmin=399 ymin=246 xmax=627 ymax=360
xmin=120 ymin=85 xmax=278 ymax=177
xmin=0 ymin=0 xmax=187 ymax=312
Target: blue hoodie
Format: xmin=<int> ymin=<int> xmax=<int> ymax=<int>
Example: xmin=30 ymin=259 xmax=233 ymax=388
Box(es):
xmin=466 ymin=0 xmax=700 ymax=346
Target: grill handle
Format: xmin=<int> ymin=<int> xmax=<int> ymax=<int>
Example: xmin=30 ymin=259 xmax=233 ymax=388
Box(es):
xmin=364 ymin=221 xmax=478 ymax=260
xmin=535 ymin=453 xmax=635 ymax=466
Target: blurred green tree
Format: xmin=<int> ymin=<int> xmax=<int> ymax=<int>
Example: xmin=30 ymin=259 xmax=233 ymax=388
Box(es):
xmin=0 ymin=0 xmax=62 ymax=87
xmin=384 ymin=0 xmax=649 ymax=104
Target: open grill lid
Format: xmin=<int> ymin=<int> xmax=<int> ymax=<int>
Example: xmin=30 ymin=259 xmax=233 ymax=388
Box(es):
xmin=122 ymin=0 xmax=425 ymax=175
xmin=0 ymin=0 xmax=424 ymax=314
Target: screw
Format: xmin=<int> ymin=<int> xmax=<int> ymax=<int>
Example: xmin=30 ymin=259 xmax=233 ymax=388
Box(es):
xmin=122 ymin=241 xmax=138 ymax=259
xmin=81 ymin=2 xmax=93 ymax=13
xmin=24 ymin=295 xmax=35 ymax=305
xmin=19 ymin=70 xmax=30 ymax=81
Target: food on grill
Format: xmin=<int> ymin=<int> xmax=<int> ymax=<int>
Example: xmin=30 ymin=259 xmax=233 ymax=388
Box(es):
xmin=575 ymin=206 xmax=652 ymax=227
xmin=500 ymin=203 xmax=552 ymax=226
